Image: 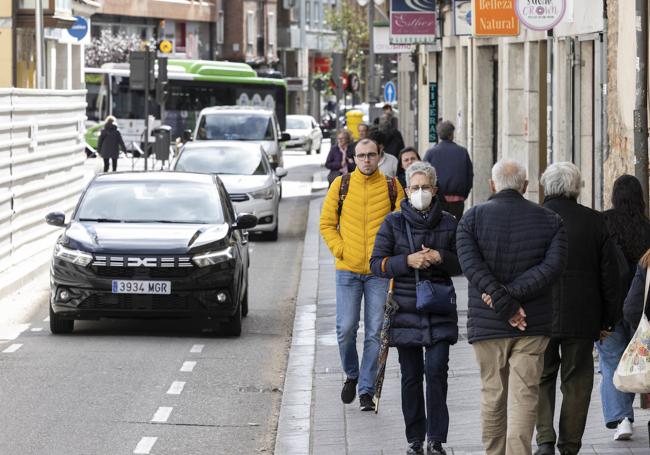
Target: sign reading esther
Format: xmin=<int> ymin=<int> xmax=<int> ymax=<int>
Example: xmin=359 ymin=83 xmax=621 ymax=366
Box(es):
xmin=389 ymin=0 xmax=437 ymax=44
xmin=515 ymin=0 xmax=566 ymax=31
xmin=472 ymin=0 xmax=520 ymax=36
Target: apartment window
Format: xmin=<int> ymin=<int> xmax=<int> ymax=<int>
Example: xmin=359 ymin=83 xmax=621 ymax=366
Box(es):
xmin=268 ymin=12 xmax=276 ymax=56
xmin=246 ymin=11 xmax=255 ymax=55
xmin=217 ymin=10 xmax=224 ymax=44
xmin=306 ymin=1 xmax=311 ymax=27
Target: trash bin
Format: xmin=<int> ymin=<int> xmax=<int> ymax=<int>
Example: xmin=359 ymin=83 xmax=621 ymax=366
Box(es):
xmin=152 ymin=125 xmax=172 ymax=162
xmin=345 ymin=110 xmax=364 ymax=140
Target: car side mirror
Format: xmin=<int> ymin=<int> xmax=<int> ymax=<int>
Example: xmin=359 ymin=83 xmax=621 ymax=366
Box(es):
xmin=46 ymin=211 xmax=66 ymax=227
xmin=275 ymin=167 xmax=288 ymax=179
xmin=234 ymin=213 xmax=257 ymax=230
xmin=280 ymin=132 xmax=291 ymax=142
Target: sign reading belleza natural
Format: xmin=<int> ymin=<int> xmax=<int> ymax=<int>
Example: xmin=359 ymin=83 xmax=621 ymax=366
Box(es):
xmin=472 ymin=0 xmax=520 ymax=36
xmin=515 ymin=0 xmax=566 ymax=31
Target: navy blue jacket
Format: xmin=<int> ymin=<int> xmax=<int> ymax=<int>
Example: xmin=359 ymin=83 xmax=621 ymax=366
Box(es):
xmin=424 ymin=140 xmax=474 ymax=198
xmin=370 ymin=197 xmax=461 ymax=347
xmin=456 ymin=190 xmax=568 ymax=343
xmin=624 ymin=265 xmax=649 ymax=332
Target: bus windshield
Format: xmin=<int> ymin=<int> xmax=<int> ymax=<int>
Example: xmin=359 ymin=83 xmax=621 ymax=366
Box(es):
xmin=196 ymin=113 xmax=274 ymax=141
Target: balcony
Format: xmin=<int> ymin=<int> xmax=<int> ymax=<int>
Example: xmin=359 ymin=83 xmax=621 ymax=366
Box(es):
xmin=17 ymin=0 xmax=77 ymax=28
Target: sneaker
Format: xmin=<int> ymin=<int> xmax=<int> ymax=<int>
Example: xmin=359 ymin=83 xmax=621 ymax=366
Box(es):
xmin=614 ymin=417 xmax=633 ymax=440
xmin=427 ymin=441 xmax=447 ymax=455
xmin=534 ymin=443 xmax=555 ymax=455
xmin=359 ymin=393 xmax=375 ymax=411
xmin=340 ymin=377 xmax=358 ymax=404
xmin=406 ymin=441 xmax=424 ymax=455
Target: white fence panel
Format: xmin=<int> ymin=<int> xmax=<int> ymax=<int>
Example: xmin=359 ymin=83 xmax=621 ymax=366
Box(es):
xmin=0 ymin=88 xmax=86 ymax=276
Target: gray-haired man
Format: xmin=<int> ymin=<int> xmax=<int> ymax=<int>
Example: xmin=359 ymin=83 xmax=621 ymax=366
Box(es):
xmin=534 ymin=162 xmax=620 ymax=455
xmin=456 ymin=159 xmax=568 ymax=455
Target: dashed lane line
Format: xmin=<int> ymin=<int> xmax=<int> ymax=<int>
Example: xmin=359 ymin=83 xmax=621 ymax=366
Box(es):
xmin=133 ymin=437 xmax=157 ymax=454
xmin=151 ymin=407 xmax=173 ymax=423
xmin=2 ymin=344 xmax=23 ymax=353
xmin=43 ymin=317 xmax=49 ymax=322
xmin=189 ymin=344 xmax=204 ymax=353
xmin=30 ymin=328 xmax=43 ymax=332
xmin=180 ymin=361 xmax=196 ymax=372
xmin=166 ymin=381 xmax=185 ymax=395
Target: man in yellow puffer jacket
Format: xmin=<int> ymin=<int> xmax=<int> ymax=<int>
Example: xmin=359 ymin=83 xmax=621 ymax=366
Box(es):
xmin=320 ymin=138 xmax=404 ymax=411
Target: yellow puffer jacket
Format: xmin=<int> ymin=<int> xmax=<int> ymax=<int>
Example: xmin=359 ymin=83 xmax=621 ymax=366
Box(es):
xmin=320 ymin=168 xmax=404 ymax=274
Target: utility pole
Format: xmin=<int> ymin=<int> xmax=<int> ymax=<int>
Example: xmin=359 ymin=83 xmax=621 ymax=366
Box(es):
xmin=35 ymin=0 xmax=45 ymax=88
xmin=634 ymin=0 xmax=649 ymax=213
xmin=368 ymin=3 xmax=375 ymax=102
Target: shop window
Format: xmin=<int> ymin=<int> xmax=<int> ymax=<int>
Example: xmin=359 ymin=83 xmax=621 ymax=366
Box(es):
xmin=268 ymin=12 xmax=276 ymax=56
xmin=176 ymin=22 xmax=186 ymax=53
xmin=217 ymin=11 xmax=224 ymax=44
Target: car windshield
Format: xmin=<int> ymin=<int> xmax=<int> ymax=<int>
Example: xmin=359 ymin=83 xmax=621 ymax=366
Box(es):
xmin=196 ymin=113 xmax=274 ymax=141
xmin=287 ymin=117 xmax=311 ymax=129
xmin=76 ymin=180 xmax=224 ymax=224
xmin=175 ymin=147 xmax=267 ymax=175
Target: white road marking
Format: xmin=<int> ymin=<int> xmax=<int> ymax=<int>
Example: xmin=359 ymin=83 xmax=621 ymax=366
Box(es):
xmin=133 ymin=436 xmax=157 ymax=454
xmin=2 ymin=344 xmax=23 ymax=353
xmin=151 ymin=406 xmax=173 ymax=423
xmin=190 ymin=344 xmax=204 ymax=353
xmin=0 ymin=324 xmax=30 ymax=341
xmin=43 ymin=317 xmax=50 ymax=322
xmin=166 ymin=381 xmax=185 ymax=395
xmin=30 ymin=328 xmax=43 ymax=332
xmin=180 ymin=361 xmax=196 ymax=372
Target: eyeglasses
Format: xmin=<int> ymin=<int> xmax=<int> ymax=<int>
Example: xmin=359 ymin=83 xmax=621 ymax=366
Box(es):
xmin=408 ymin=185 xmax=434 ymax=192
xmin=355 ymin=152 xmax=379 ymax=160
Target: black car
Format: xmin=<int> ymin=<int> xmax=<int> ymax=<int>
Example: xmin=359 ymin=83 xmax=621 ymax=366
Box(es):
xmin=45 ymin=172 xmax=257 ymax=336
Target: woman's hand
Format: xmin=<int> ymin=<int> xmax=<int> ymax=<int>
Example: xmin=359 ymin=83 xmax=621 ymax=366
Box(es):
xmin=407 ymin=251 xmax=430 ymax=269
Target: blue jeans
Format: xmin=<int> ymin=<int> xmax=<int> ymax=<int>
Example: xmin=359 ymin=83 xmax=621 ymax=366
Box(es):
xmin=335 ymin=270 xmax=388 ymax=396
xmin=398 ymin=342 xmax=450 ymax=444
xmin=595 ymin=321 xmax=635 ymax=428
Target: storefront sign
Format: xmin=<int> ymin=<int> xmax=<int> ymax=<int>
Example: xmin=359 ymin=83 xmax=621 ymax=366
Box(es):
xmin=374 ymin=26 xmax=413 ymax=54
xmin=515 ymin=0 xmax=566 ymax=31
xmin=429 ymin=82 xmax=438 ymax=143
xmin=389 ymin=0 xmax=437 ymax=44
xmin=453 ymin=0 xmax=472 ymax=36
xmin=471 ymin=0 xmax=520 ymax=36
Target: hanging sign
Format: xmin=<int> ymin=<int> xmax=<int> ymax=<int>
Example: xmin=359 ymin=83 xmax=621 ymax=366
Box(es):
xmin=389 ymin=0 xmax=437 ymax=44
xmin=471 ymin=0 xmax=520 ymax=37
xmin=515 ymin=0 xmax=566 ymax=31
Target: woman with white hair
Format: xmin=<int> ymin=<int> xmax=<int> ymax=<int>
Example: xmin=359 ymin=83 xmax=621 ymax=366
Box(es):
xmin=370 ymin=161 xmax=461 ymax=455
xmin=534 ymin=162 xmax=621 ymax=455
xmin=97 ymin=115 xmax=127 ymax=172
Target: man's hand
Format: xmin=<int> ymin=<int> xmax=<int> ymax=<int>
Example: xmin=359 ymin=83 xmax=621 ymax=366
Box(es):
xmin=482 ymin=293 xmax=526 ymax=330
xmin=508 ymin=307 xmax=527 ymax=331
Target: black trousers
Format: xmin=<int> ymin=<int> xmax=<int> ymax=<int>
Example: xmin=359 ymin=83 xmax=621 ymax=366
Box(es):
xmin=103 ymin=157 xmax=117 ymax=172
xmin=397 ymin=341 xmax=450 ymax=445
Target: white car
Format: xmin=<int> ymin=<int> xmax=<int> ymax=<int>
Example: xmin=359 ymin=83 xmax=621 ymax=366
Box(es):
xmin=172 ymin=141 xmax=287 ymax=241
xmin=285 ymin=115 xmax=323 ymax=154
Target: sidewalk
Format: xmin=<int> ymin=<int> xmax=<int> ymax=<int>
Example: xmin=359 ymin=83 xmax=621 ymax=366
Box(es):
xmin=276 ymin=195 xmax=650 ymax=455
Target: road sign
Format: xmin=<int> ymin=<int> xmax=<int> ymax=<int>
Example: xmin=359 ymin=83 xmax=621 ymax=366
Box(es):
xmin=348 ymin=73 xmax=360 ymax=92
xmin=158 ymin=39 xmax=173 ymax=54
xmin=384 ymin=81 xmax=396 ymax=103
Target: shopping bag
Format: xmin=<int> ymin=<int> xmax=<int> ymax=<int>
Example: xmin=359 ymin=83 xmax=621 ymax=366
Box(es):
xmin=614 ymin=267 xmax=650 ymax=393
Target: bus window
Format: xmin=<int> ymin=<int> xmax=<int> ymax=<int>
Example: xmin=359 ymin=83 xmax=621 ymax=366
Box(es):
xmin=85 ymin=73 xmax=102 ymax=121
xmin=110 ymin=75 xmax=160 ymax=120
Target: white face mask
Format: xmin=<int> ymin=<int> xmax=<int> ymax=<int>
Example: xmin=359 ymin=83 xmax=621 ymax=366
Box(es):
xmin=409 ymin=189 xmax=433 ymax=211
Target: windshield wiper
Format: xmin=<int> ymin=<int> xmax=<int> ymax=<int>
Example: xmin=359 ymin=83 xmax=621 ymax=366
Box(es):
xmin=78 ymin=218 xmax=123 ymax=223
xmin=126 ymin=220 xmax=203 ymax=224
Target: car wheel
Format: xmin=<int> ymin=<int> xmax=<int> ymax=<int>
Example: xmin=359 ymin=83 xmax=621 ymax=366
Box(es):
xmin=223 ymin=302 xmax=242 ymax=337
xmin=241 ymin=289 xmax=249 ymax=318
xmin=306 ymin=140 xmax=313 ymax=155
xmin=315 ymin=143 xmax=321 ymax=154
xmin=263 ymin=218 xmax=279 ymax=241
xmin=49 ymin=304 xmax=74 ymax=334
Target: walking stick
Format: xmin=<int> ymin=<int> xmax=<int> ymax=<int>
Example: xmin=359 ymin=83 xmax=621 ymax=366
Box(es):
xmin=373 ymin=279 xmax=399 ymax=414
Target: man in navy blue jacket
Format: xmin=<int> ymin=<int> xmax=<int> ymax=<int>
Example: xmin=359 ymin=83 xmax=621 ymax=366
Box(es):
xmin=456 ymin=159 xmax=568 ymax=455
xmin=424 ymin=121 xmax=473 ymax=219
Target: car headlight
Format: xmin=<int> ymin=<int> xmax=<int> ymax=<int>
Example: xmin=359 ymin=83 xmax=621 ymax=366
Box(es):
xmin=192 ymin=246 xmax=233 ymax=268
xmin=249 ymin=185 xmax=274 ymax=200
xmin=54 ymin=244 xmax=93 ymax=267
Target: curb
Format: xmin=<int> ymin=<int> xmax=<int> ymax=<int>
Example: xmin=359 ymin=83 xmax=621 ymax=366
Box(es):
xmin=0 ymin=249 xmax=51 ymax=325
xmin=274 ymin=196 xmax=322 ymax=455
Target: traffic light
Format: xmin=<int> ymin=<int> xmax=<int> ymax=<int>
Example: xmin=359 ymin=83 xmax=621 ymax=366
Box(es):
xmin=382 ymin=57 xmax=398 ymax=82
xmin=156 ymin=57 xmax=168 ymax=104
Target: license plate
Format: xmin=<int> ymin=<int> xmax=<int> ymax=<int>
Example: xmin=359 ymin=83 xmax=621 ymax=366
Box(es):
xmin=112 ymin=280 xmax=171 ymax=295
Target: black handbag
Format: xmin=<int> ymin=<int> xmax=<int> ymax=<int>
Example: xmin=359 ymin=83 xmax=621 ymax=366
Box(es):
xmin=405 ymin=220 xmax=456 ymax=315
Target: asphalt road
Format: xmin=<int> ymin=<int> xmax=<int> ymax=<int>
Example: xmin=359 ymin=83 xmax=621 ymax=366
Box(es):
xmin=0 ymin=145 xmax=328 ymax=455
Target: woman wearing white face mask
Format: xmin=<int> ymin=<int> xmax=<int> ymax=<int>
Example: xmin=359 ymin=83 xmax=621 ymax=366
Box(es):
xmin=370 ymin=161 xmax=461 ymax=455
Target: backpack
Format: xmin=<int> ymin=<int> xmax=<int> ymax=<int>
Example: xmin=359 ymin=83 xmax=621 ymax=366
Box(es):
xmin=337 ymin=173 xmax=398 ymax=218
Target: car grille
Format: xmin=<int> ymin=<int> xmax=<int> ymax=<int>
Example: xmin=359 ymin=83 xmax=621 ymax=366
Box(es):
xmin=92 ymin=256 xmax=194 ymax=279
xmin=229 ymin=193 xmax=250 ymax=202
xmin=79 ymin=294 xmax=202 ymax=311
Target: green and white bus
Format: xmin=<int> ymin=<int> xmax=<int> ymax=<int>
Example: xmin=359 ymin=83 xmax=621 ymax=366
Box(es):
xmin=85 ymin=59 xmax=288 ymax=151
